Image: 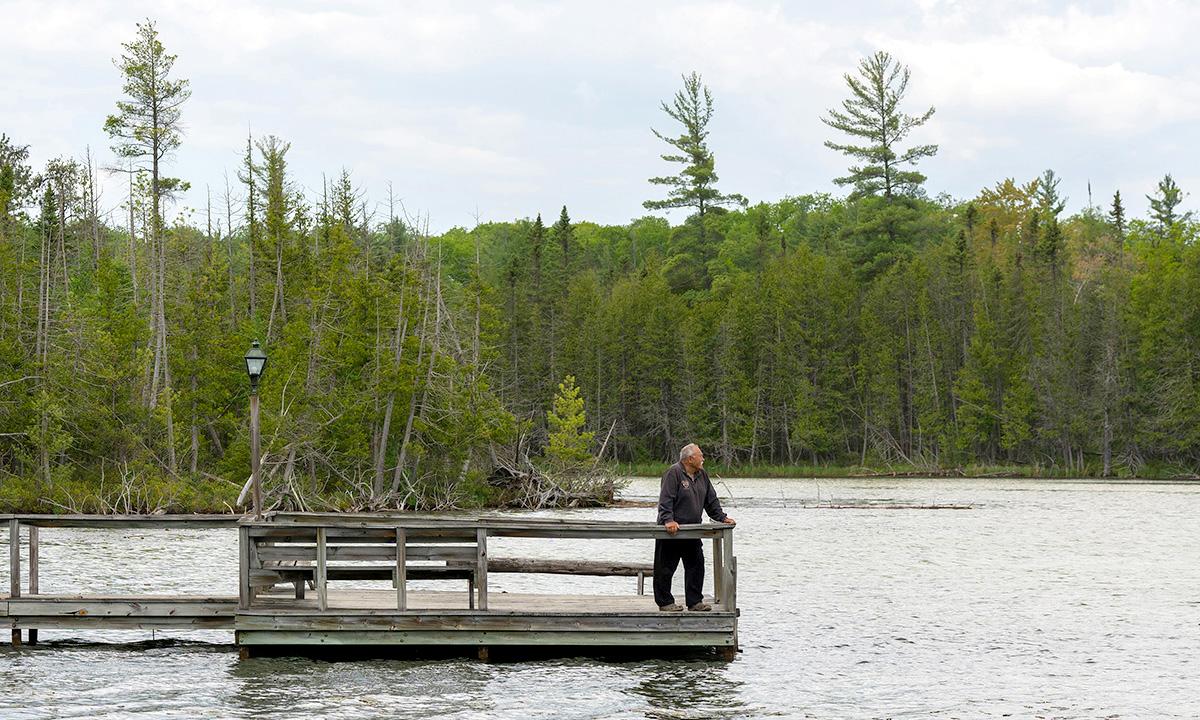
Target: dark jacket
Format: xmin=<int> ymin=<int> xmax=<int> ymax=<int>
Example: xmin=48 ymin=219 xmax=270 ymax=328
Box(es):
xmin=657 ymin=462 xmax=727 ymax=525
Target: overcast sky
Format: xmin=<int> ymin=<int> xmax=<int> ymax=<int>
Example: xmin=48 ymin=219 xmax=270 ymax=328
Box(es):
xmin=4 ymin=0 xmax=1198 ymax=232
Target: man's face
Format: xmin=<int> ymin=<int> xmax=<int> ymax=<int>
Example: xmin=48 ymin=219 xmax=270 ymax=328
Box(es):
xmin=686 ymin=447 xmax=705 ymax=471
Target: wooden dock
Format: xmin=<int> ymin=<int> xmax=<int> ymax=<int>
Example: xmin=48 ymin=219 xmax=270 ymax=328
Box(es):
xmin=1 ymin=512 xmax=739 ymax=659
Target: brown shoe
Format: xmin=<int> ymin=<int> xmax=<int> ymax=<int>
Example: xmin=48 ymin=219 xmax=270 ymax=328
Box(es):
xmin=688 ymin=602 xmax=712 ymax=612
xmin=658 ymin=603 xmax=684 ymax=612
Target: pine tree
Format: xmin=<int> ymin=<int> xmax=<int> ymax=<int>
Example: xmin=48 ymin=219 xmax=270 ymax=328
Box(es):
xmin=822 ymin=50 xmax=937 ymax=199
xmin=1109 ymin=190 xmax=1126 ymax=238
xmin=546 ymin=375 xmax=595 ymax=469
xmin=644 ymin=72 xmax=746 ymax=227
xmin=1035 ymin=169 xmax=1066 ymax=218
xmin=103 ymin=19 xmax=190 ymax=473
xmin=1147 ymin=173 xmax=1188 ymax=240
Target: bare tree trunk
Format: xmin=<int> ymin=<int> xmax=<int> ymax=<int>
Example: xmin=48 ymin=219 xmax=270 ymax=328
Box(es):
xmin=374 ymin=263 xmax=409 ymax=496
xmin=127 ymin=164 xmax=138 ymax=305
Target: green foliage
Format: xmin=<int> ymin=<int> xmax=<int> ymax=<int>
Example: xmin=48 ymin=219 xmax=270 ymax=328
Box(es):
xmin=644 ymin=72 xmax=747 ymax=219
xmin=546 ymin=375 xmax=595 ymax=469
xmin=823 ymin=50 xmax=937 ymax=199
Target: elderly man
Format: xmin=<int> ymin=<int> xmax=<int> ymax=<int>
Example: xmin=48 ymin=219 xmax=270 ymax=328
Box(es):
xmin=654 ymin=443 xmax=736 ymax=612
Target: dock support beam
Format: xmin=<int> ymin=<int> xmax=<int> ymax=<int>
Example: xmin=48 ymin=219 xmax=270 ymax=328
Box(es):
xmin=27 ymin=526 xmax=37 ymax=644
xmin=395 ymin=528 xmax=406 ymax=611
xmin=476 ymin=528 xmax=488 ymax=611
xmin=9 ymin=519 xmax=20 ymax=646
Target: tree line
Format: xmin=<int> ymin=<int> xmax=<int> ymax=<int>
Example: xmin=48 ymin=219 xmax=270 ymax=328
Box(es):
xmin=2 ymin=25 xmax=1198 ymax=511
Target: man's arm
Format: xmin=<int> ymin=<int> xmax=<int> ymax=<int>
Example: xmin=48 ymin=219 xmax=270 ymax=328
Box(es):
xmin=656 ymin=467 xmax=678 ymax=526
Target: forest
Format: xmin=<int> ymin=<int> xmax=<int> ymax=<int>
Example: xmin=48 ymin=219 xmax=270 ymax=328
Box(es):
xmin=3 ymin=22 xmax=1200 ymax=512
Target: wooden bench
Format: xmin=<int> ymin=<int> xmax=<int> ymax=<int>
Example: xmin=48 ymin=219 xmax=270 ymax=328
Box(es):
xmin=246 ymin=526 xmax=485 ymax=611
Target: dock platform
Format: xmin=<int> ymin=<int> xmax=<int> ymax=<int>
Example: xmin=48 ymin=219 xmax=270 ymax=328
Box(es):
xmin=1 ymin=513 xmax=739 ymax=659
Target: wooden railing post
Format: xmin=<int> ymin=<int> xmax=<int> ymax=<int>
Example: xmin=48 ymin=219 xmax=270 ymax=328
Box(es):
xmin=712 ymin=535 xmax=724 ymax=604
xmin=476 ymin=528 xmax=488 ymax=611
xmin=721 ymin=527 xmax=736 ymax=610
xmin=9 ymin=519 xmax=20 ymax=646
xmin=27 ymin=525 xmax=38 ymax=644
xmin=395 ymin=527 xmax=406 ymax=611
xmin=316 ymin=527 xmax=328 ymax=611
xmin=238 ymin=525 xmax=251 ymax=610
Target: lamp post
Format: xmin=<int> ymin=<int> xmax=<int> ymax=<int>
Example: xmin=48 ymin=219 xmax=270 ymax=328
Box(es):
xmin=244 ymin=340 xmax=267 ymax=518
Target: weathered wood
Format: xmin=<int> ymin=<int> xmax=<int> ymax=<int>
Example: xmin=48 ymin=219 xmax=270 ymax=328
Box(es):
xmin=713 ymin=535 xmax=723 ymax=601
xmin=9 ymin=519 xmax=20 ymax=600
xmin=316 ymin=528 xmax=327 ymax=611
xmin=476 ymin=528 xmax=488 ymax=611
xmin=28 ymin=526 xmax=38 ymax=595
xmin=238 ymin=525 xmax=250 ymax=610
xmin=395 ymin=528 xmax=406 ymax=611
xmin=255 ymin=544 xmax=476 ymax=563
xmin=235 ymin=611 xmax=735 ymax=633
xmin=3 ymin=514 xmax=238 ymax=529
xmin=486 ymin=558 xmax=653 ymax=576
xmin=27 ymin=525 xmax=37 ymax=644
xmin=236 ymin=629 xmax=734 ymax=647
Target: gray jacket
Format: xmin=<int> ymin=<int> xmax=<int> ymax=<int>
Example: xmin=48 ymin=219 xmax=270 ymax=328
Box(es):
xmin=657 ymin=462 xmax=727 ymax=526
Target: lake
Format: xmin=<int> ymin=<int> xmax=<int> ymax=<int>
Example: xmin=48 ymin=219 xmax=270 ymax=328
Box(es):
xmin=2 ymin=477 xmax=1198 ymax=718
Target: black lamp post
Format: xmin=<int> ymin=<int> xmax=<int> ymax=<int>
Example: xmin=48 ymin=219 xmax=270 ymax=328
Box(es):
xmin=244 ymin=340 xmax=267 ymax=518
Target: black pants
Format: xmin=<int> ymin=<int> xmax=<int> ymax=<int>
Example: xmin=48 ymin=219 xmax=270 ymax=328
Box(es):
xmin=653 ymin=538 xmax=704 ymax=608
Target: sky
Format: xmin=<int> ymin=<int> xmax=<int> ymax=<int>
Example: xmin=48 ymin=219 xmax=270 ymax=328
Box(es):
xmin=3 ymin=0 xmax=1199 ymax=232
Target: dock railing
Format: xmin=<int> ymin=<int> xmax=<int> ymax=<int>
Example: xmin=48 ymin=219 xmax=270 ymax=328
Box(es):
xmin=2 ymin=514 xmax=239 ymax=645
xmin=239 ymin=512 xmax=737 ymax=614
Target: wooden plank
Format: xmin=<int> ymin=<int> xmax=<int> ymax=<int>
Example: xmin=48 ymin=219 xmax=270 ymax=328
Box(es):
xmin=234 ymin=612 xmax=735 ymax=633
xmin=255 ymin=544 xmax=475 ymax=563
xmin=722 ymin=531 xmax=735 ymax=609
xmin=395 ymin=528 xmax=406 ymax=611
xmin=10 ymin=514 xmax=238 ymax=529
xmin=27 ymin=525 xmax=38 ymax=644
xmin=236 ymin=629 xmax=734 ymax=647
xmin=5 ymin=598 xmax=237 ymax=617
xmin=486 ymin=559 xmax=652 ymax=576
xmin=476 ymin=528 xmax=488 ymax=611
xmin=12 ymin=616 xmax=234 ymax=630
xmin=712 ymin=536 xmax=723 ymax=602
xmin=9 ymin=519 xmax=20 ymax=599
xmin=238 ymin=525 xmax=251 ymax=610
xmin=316 ymin=528 xmax=327 ymax=611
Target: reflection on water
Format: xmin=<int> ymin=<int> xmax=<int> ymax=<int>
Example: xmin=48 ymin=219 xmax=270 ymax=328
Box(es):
xmin=633 ymin=661 xmax=753 ymax=720
xmin=3 ymin=477 xmax=1200 ymax=719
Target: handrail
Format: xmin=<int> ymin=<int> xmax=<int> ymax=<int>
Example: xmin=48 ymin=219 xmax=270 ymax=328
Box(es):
xmin=238 ymin=516 xmax=737 ymax=614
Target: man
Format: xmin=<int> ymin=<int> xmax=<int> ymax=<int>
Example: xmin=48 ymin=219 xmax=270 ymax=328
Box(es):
xmin=654 ymin=443 xmax=735 ymax=612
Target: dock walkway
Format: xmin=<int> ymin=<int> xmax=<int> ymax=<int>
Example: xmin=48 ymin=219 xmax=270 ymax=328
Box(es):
xmin=1 ymin=513 xmax=739 ymax=659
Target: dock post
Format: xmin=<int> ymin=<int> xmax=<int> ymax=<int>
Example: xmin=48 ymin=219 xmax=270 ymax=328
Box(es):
xmin=476 ymin=528 xmax=488 ymax=611
xmin=238 ymin=525 xmax=250 ymax=610
xmin=721 ymin=529 xmax=735 ymax=609
xmin=27 ymin=525 xmax=37 ymax=644
xmin=395 ymin=527 xmax=406 ymax=611
xmin=712 ymin=535 xmax=724 ymax=605
xmin=316 ymin=527 xmax=328 ymax=611
xmin=9 ymin=519 xmax=20 ymax=646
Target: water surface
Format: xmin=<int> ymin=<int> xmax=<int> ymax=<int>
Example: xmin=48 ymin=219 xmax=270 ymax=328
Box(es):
xmin=2 ymin=477 xmax=1198 ymax=718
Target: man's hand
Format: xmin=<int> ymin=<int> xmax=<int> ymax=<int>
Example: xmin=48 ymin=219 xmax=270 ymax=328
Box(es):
xmin=665 ymin=521 xmax=680 ymax=535
xmin=723 ymin=516 xmax=736 ymax=525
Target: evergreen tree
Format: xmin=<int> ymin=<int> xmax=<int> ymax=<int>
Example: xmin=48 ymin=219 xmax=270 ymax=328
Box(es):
xmin=546 ymin=375 xmax=595 ymax=469
xmin=1035 ymin=169 xmax=1066 ymax=218
xmin=1109 ymin=190 xmax=1126 ymax=238
xmin=1147 ymin=173 xmax=1188 ymax=240
xmin=822 ymin=50 xmax=937 ymax=199
xmin=644 ymin=72 xmax=746 ymax=226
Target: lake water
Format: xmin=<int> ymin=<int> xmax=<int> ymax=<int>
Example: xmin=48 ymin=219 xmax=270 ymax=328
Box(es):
xmin=2 ymin=477 xmax=1198 ymax=719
